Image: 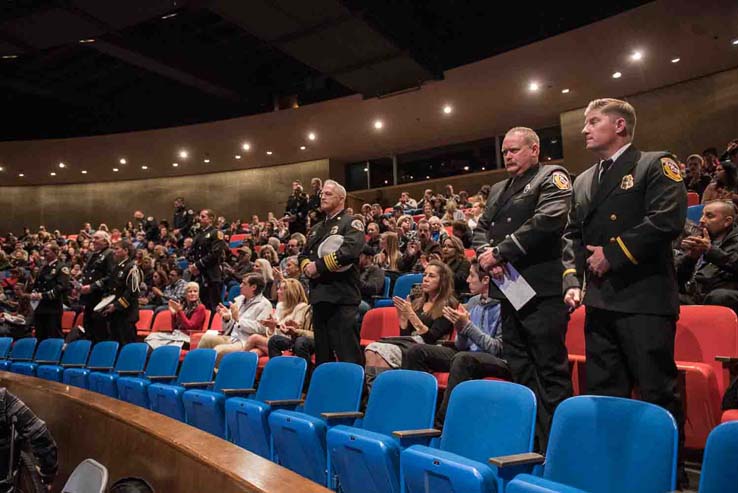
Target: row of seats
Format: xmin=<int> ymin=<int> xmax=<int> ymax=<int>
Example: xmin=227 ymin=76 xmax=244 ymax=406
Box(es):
xmin=61 ymin=309 xmax=221 ymax=339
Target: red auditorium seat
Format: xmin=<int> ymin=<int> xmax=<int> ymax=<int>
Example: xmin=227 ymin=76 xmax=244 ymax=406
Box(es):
xmin=67 ymin=234 xmax=78 ymax=242
xmin=61 ymin=311 xmax=77 ymax=334
xmin=444 ymin=225 xmax=453 ymax=236
xmin=360 ymin=307 xmax=399 ymax=347
xmin=412 ymin=214 xmax=424 ymax=223
xmin=210 ymin=313 xmax=223 ymax=332
xmin=74 ymin=311 xmax=84 ymax=328
xmin=687 ymin=192 xmax=700 ymax=207
xmin=565 ymin=307 xmax=586 ymax=396
xmin=150 ymin=311 xmax=172 ymax=333
xmin=230 ymin=233 xmax=247 ymax=244
xmin=722 ymin=409 xmax=738 ymax=423
xmin=464 ymin=249 xmax=476 ymax=260
xmin=136 ymin=309 xmax=155 ymax=337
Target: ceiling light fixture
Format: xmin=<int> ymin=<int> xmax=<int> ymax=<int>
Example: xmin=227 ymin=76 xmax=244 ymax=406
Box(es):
xmin=300 ymin=146 xmax=306 ymax=150
xmin=204 ymin=159 xmax=210 ymax=163
xmin=179 ymin=150 xmax=188 ymax=159
xmin=172 ymin=163 xmax=179 ymax=167
xmin=363 ymin=167 xmax=368 ymax=172
xmin=308 ymin=132 xmax=316 ymax=141
xmin=266 ymin=151 xmax=273 ymax=155
xmin=18 ymin=173 xmax=24 ymax=177
xmin=671 ymin=57 xmax=681 ymax=63
xmin=443 ymin=105 xmax=453 ymax=114
xmin=528 ymin=81 xmax=540 ymax=92
xmin=234 ymin=155 xmax=241 ymax=160
xmin=141 ymin=165 xmax=148 ymax=170
xmin=161 ymin=12 xmax=178 ymax=20
xmin=374 ymin=120 xmax=384 ymax=130
xmin=78 ymin=39 xmax=95 ymax=44
xmin=242 ymin=143 xmax=251 ymax=151
xmin=58 ymin=162 xmax=66 ymax=168
xmin=0 ymin=166 xmax=3 ymax=171
xmin=119 ymin=158 xmax=126 ymax=164
xmin=113 ymin=168 xmax=119 ymax=172
xmin=463 ymin=166 xmax=469 ymax=171
xmin=612 ymin=71 xmax=622 ymax=79
xmin=81 ymin=170 xmax=87 ymax=174
xmin=1 ymin=55 xmax=18 ymax=60
xmin=732 ymin=39 xmax=738 ymax=46
xmin=426 ymin=176 xmax=430 ymax=179
xmin=630 ymin=50 xmax=643 ymax=61
xmin=561 ymin=88 xmax=570 ymax=94
xmin=50 ymin=172 xmax=56 ymax=176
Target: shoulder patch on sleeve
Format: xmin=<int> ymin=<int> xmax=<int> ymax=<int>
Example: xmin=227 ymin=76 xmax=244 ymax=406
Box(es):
xmin=552 ymin=171 xmax=571 ymax=190
xmin=217 ymin=231 xmax=224 ymax=240
xmin=61 ymin=266 xmax=70 ymax=275
xmin=351 ymin=219 xmax=365 ymax=232
xmin=661 ymin=157 xmax=683 ymax=182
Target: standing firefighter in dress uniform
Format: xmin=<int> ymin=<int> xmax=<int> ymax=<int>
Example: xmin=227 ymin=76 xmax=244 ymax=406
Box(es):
xmin=29 ymin=242 xmax=70 ymax=340
xmin=300 ymin=180 xmax=365 ymax=365
xmin=101 ymin=240 xmax=141 ymax=345
xmin=562 ymin=99 xmax=687 ymax=452
xmin=188 ymin=209 xmax=227 ymax=311
xmin=473 ymin=127 xmax=573 ymax=451
xmin=79 ymin=231 xmax=116 ymax=342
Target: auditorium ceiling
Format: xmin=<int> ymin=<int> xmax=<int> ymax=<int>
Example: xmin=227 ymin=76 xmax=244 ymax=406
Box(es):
xmin=0 ymin=0 xmax=736 ymax=186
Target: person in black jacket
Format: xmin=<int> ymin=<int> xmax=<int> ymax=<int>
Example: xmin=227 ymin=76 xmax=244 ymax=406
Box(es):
xmin=0 ymin=388 xmax=57 ymax=491
xmin=188 ymin=209 xmax=227 ymax=311
xmin=79 ymin=231 xmax=116 ymax=342
xmin=102 ymin=240 xmax=141 ymax=345
xmin=172 ymin=197 xmax=194 ymax=238
xmin=677 ymin=200 xmax=738 ymax=312
xmin=474 ymin=126 xmax=573 ymax=451
xmin=29 ymin=242 xmax=70 ymax=340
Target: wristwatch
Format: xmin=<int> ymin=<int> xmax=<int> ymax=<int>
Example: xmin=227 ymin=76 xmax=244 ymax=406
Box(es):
xmin=490 ymin=246 xmax=502 ymax=260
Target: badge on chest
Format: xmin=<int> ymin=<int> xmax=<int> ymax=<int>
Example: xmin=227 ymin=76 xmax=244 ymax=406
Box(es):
xmin=621 ymin=174 xmax=634 ymax=190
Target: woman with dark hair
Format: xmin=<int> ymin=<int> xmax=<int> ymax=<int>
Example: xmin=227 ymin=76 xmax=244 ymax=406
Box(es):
xmin=364 ymin=260 xmax=457 ymax=387
xmin=703 ymin=161 xmax=738 ymax=204
xmin=441 ymin=235 xmax=471 ymax=296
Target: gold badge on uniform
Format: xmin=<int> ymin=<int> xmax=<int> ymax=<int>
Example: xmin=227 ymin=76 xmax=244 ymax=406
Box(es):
xmin=620 ymin=174 xmax=634 ymax=190
xmin=61 ymin=266 xmax=70 ymax=275
xmin=351 ymin=219 xmax=365 ymax=232
xmin=552 ymin=171 xmax=571 ymax=190
xmin=217 ymin=231 xmax=224 ymax=240
xmin=205 ymin=233 xmax=210 ymax=239
xmin=523 ymin=184 xmax=531 ymax=193
xmin=661 ymin=157 xmax=683 ymax=182
xmin=330 ymin=226 xmax=339 ymax=235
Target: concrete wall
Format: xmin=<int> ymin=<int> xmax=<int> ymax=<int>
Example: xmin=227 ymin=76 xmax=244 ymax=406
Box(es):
xmin=561 ymin=68 xmax=738 ymax=174
xmin=1 ymin=159 xmax=331 ymax=234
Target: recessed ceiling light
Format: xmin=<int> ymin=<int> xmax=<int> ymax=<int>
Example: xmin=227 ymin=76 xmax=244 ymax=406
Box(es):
xmin=58 ymin=162 xmax=65 ymax=168
xmin=300 ymin=146 xmax=306 ymax=150
xmin=119 ymin=158 xmax=126 ymax=164
xmin=561 ymin=88 xmax=570 ymax=94
xmin=50 ymin=172 xmax=56 ymax=176
xmin=528 ymin=81 xmax=540 ymax=92
xmin=443 ymin=105 xmax=453 ymax=114
xmin=234 ymin=155 xmax=241 ymax=160
xmin=732 ymin=39 xmax=738 ymax=46
xmin=172 ymin=163 xmax=179 ymax=167
xmin=374 ymin=120 xmax=384 ymax=130
xmin=384 ymin=180 xmax=388 ymax=184
xmin=78 ymin=39 xmax=95 ymax=44
xmin=141 ymin=165 xmax=148 ymax=170
xmin=308 ymin=132 xmax=316 ymax=141
xmin=363 ymin=167 xmax=368 ymax=172
xmin=18 ymin=173 xmax=24 ymax=177
xmin=0 ymin=166 xmax=4 ymax=171
xmin=1 ymin=55 xmax=18 ymax=60
xmin=463 ymin=166 xmax=469 ymax=171
xmin=612 ymin=71 xmax=622 ymax=79
xmin=204 ymin=158 xmax=210 ymax=163
xmin=630 ymin=50 xmax=643 ymax=61
xmin=179 ymin=150 xmax=188 ymax=159
xmin=266 ymin=151 xmax=273 ymax=155
xmin=161 ymin=12 xmax=178 ymax=20
xmin=242 ymin=143 xmax=251 ymax=151
xmin=426 ymin=176 xmax=430 ymax=179
xmin=113 ymin=168 xmax=119 ymax=172
xmin=481 ymin=167 xmax=486 ymax=171
xmin=81 ymin=170 xmax=87 ymax=174
xmin=671 ymin=57 xmax=681 ymax=63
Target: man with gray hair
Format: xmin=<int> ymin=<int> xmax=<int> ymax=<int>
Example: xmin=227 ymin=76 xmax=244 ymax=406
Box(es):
xmin=80 ymin=230 xmax=116 ymax=342
xmin=299 ymin=179 xmax=365 ymax=365
xmin=473 ymin=126 xmax=573 ymax=451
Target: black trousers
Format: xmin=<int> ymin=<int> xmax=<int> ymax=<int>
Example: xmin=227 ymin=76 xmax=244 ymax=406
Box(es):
xmin=109 ymin=312 xmax=136 ymax=345
xmin=268 ymin=334 xmax=315 ymax=367
xmin=680 ymin=288 xmax=738 ymax=314
xmin=83 ymin=302 xmax=110 ymax=343
xmin=200 ymin=281 xmax=223 ymax=312
xmin=405 ymin=344 xmax=510 ymax=426
xmin=312 ymin=302 xmax=363 ymax=366
xmin=501 ymin=296 xmax=572 ymax=452
xmin=584 ymin=307 xmax=684 ymax=447
xmin=34 ymin=311 xmax=63 ymax=340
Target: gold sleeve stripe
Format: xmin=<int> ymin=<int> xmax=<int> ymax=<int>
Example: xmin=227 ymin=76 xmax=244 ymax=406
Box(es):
xmin=616 ymin=237 xmax=638 ymax=265
xmin=300 ymin=258 xmax=310 ymax=270
xmin=324 ymin=253 xmax=338 ymax=271
xmin=562 ymin=268 xmax=577 ymax=278
xmin=330 ymin=252 xmax=341 ymax=269
xmin=118 ymin=298 xmax=129 ymax=308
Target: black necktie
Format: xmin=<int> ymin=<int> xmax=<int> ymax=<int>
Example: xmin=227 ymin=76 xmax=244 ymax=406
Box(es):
xmin=598 ymin=159 xmax=614 ymax=183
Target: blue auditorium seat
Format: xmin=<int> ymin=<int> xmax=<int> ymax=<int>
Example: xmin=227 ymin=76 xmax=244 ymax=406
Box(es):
xmin=63 ymin=341 xmax=119 ymax=389
xmin=326 ymin=369 xmax=438 ymax=493
xmin=687 ymin=204 xmax=704 ymax=223
xmin=506 ymin=396 xmax=678 ymax=493
xmin=88 ymin=343 xmax=147 ymax=398
xmin=37 ymin=339 xmax=91 ymax=382
xmin=11 ymin=338 xmax=63 ymax=376
xmin=400 ymin=380 xmax=537 ymax=493
xmin=374 ymin=273 xmax=422 ymax=307
xmin=269 ymin=362 xmax=364 ymax=484
xmin=0 ymin=338 xmax=37 ymax=372
xmin=0 ymin=337 xmax=13 ymax=360
xmin=183 ymin=352 xmax=258 ymax=438
xmin=117 ymin=345 xmax=180 ymax=408
xmin=699 ymin=420 xmax=738 ymax=493
xmin=147 ymin=348 xmax=216 ymax=421
xmin=224 ymin=356 xmax=307 ymax=458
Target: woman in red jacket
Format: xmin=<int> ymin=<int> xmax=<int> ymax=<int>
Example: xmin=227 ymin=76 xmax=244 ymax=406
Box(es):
xmin=145 ymin=282 xmax=205 ymax=349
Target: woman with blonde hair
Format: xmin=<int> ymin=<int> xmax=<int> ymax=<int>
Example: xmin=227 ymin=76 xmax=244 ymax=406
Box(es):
xmin=376 ymin=231 xmax=401 ymax=272
xmin=145 ymin=281 xmax=206 ymax=350
xmin=259 ymin=244 xmax=280 ymax=267
xmin=253 ymin=258 xmax=276 ymax=301
xmin=243 ymin=278 xmax=313 ymax=364
xmin=441 ymin=200 xmax=465 ymax=225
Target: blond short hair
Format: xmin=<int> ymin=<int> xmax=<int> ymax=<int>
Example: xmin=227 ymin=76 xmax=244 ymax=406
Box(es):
xmin=185 ymin=281 xmax=200 ymax=293
xmin=505 ymin=127 xmax=540 ymax=147
xmin=585 ymin=98 xmax=637 ymax=137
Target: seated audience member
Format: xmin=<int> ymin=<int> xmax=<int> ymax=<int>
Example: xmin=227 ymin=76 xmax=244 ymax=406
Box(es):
xmin=278 ymin=236 xmax=302 ymax=271
xmin=677 ymin=200 xmax=738 ymax=313
xmin=441 ymin=235 xmax=471 ymax=296
xmin=138 ymin=269 xmax=168 ymax=309
xmin=422 ymin=202 xmax=434 ymax=221
xmin=451 ymin=220 xmax=473 ymax=248
xmin=255 ymin=279 xmax=314 ymax=366
xmin=224 ymin=247 xmax=253 ymax=288
xmin=428 ymin=216 xmax=448 ymax=243
xmin=259 ymin=244 xmax=280 ymax=267
xmin=109 ymin=477 xmax=155 ymax=493
xmin=466 ymin=200 xmax=484 ymax=231
xmin=720 ymin=139 xmax=738 ymax=165
xmin=198 ymin=273 xmax=272 ymax=365
xmin=416 ymin=189 xmax=434 ymax=211
xmin=396 ymin=216 xmax=415 ymax=252
xmin=0 ymin=388 xmax=58 ymax=489
xmin=441 ymin=200 xmax=465 ymax=225
xmin=394 ymin=191 xmax=417 ymax=212
xmin=253 ymin=258 xmax=276 ymax=302
xmin=358 ymin=245 xmax=385 ymax=320
xmin=154 ymin=267 xmax=187 ymax=310
xmin=365 ymin=222 xmax=381 ymax=252
xmin=375 ymin=232 xmax=401 ymax=273
xmin=685 ymin=154 xmax=712 ymax=200
xmin=145 ymin=282 xmax=206 ymax=349
xmin=702 ymin=161 xmax=738 ymax=204
xmin=364 ymin=261 xmax=457 ymax=388
xmin=405 ymin=259 xmax=508 ymax=425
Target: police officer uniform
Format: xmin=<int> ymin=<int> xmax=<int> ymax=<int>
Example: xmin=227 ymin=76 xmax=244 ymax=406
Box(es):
xmin=189 ymin=225 xmax=227 ymax=311
xmin=473 ymin=163 xmax=573 ymax=450
xmin=32 ymin=259 xmax=70 ymax=340
xmin=173 ymin=205 xmax=194 ymax=237
xmin=562 ymin=144 xmax=687 ymax=440
xmin=299 ymin=210 xmax=366 ymax=365
xmin=80 ymin=247 xmax=116 ymax=342
xmin=285 ymin=190 xmax=309 ymax=235
xmin=307 ymin=190 xmax=323 ymax=226
xmin=107 ymin=257 xmax=141 ymax=345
